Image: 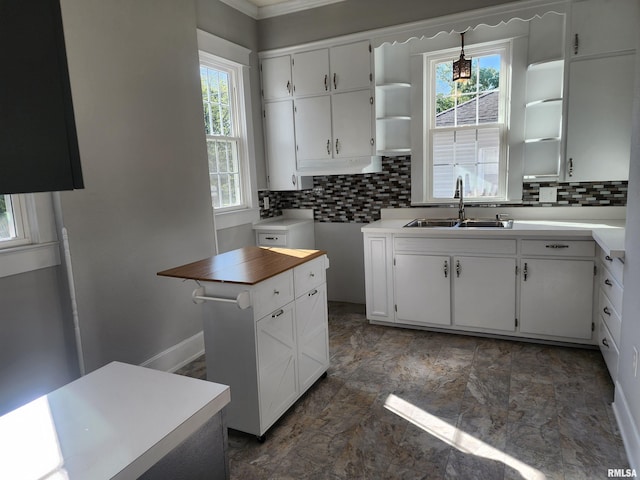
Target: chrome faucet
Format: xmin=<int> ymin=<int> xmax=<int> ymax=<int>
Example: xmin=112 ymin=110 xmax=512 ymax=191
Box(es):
xmin=454 ymin=176 xmax=465 ymax=221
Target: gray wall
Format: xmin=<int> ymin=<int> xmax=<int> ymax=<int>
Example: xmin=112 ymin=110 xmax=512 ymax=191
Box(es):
xmin=0 ymin=267 xmax=78 ymax=415
xmin=617 ymin=26 xmax=640 ymax=468
xmin=258 ymin=0 xmax=528 ymax=50
xmin=58 ymin=0 xmax=217 ymax=373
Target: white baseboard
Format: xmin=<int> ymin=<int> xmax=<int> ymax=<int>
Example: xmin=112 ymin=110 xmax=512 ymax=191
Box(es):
xmin=613 ymin=382 xmax=640 ymax=471
xmin=141 ymin=331 xmax=205 ymax=373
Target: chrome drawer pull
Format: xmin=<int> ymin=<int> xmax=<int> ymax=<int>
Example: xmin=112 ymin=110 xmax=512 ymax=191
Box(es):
xmin=604 ymin=279 xmax=612 ymax=286
xmin=265 ymin=236 xmax=278 ymax=240
xmin=605 ymin=255 xmax=613 ymax=262
xmin=545 ymin=244 xmax=569 ymax=249
xmin=309 ymin=272 xmax=315 ymax=277
xmin=602 ymin=338 xmax=609 ymax=348
xmin=272 ymin=309 xmax=284 ymax=318
xmin=273 ymin=289 xmax=280 ymax=295
xmin=309 ymin=289 xmax=318 ymax=297
xmin=603 ymin=307 xmax=611 ymax=316
xmin=443 ymin=260 xmax=448 ymax=278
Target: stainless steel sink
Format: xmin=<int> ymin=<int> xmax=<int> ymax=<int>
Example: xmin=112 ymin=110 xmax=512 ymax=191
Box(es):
xmin=404 ymin=218 xmax=460 ymax=228
xmin=403 ymin=218 xmax=513 ymax=228
xmin=458 ymin=219 xmax=513 ymax=228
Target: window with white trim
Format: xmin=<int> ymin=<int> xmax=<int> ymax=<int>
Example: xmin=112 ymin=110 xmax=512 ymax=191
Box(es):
xmin=426 ymin=41 xmax=511 ymax=202
xmin=0 ymin=194 xmax=30 ymax=249
xmin=199 ymin=54 xmax=248 ymax=212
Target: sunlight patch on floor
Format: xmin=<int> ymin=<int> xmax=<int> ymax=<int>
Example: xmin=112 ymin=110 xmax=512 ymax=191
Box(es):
xmin=384 ymin=393 xmax=546 ymax=480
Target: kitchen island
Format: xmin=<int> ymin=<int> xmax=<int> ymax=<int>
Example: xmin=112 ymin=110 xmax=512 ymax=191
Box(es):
xmin=158 ymin=246 xmax=330 ymax=440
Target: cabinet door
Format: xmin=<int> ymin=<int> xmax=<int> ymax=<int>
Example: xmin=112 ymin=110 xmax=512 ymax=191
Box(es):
xmin=394 ymin=254 xmax=451 ymax=326
xmin=264 ymin=101 xmax=298 ymax=191
xmin=332 ymin=90 xmax=374 ymax=158
xmin=293 ymin=49 xmax=330 ymax=96
xmin=256 ymin=303 xmax=298 ymax=431
xmin=565 ymin=55 xmax=634 ymax=181
xmin=295 ymin=96 xmax=332 ymax=162
xmin=571 ymin=0 xmax=639 ymax=58
xmin=261 ymin=55 xmax=292 ymax=101
xmin=520 ymin=258 xmax=594 ymax=339
xmin=330 ymin=41 xmax=372 ymax=91
xmin=296 ymin=284 xmax=329 ymax=392
xmin=363 ymin=234 xmax=394 ymax=321
xmin=453 ymin=256 xmax=516 ymax=331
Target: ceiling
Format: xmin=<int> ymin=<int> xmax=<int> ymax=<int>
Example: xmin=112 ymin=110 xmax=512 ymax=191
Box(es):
xmin=220 ymin=0 xmax=345 ymax=19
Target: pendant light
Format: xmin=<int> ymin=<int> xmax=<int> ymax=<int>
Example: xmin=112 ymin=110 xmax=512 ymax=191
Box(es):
xmin=452 ymin=32 xmax=472 ymax=82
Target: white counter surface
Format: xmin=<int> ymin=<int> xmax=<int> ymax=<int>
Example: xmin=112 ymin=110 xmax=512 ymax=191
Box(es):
xmin=0 ymin=362 xmax=230 ymax=480
xmin=362 ymin=217 xmax=626 ymax=258
xmin=252 ymin=216 xmax=313 ymax=231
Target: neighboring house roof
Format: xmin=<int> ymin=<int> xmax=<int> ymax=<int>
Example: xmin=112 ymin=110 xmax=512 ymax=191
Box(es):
xmin=435 ymin=90 xmax=499 ymax=127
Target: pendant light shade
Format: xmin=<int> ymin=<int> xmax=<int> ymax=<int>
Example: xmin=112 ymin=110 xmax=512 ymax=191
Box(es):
xmin=452 ymin=32 xmax=472 ymax=82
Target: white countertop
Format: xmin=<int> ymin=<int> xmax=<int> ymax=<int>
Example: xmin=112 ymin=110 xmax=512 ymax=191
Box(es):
xmin=252 ymin=216 xmax=313 ymax=231
xmin=361 ymin=217 xmax=626 ymax=258
xmin=0 ymin=362 xmax=230 ymax=480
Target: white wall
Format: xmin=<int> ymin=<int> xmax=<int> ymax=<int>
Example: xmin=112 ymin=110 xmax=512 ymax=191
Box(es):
xmin=615 ymin=26 xmax=640 ymax=470
xmin=58 ymin=0 xmax=217 ymax=373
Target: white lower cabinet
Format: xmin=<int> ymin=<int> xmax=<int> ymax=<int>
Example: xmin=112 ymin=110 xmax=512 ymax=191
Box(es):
xmin=453 ymin=256 xmax=516 ymax=332
xmin=519 ymin=258 xmax=595 ymax=339
xmin=295 ymin=283 xmax=329 ymax=391
xmin=394 ymin=254 xmax=450 ymax=326
xmin=363 ymin=232 xmax=597 ymax=344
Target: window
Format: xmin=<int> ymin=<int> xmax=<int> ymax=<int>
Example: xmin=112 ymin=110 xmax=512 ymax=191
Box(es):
xmin=0 ymin=194 xmax=29 ymax=249
xmin=426 ymin=42 xmax=510 ymax=202
xmin=199 ymin=54 xmax=248 ymax=212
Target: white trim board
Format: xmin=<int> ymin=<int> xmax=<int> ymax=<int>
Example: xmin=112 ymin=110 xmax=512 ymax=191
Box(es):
xmin=141 ymin=331 xmax=205 ymax=373
xmin=220 ymin=0 xmax=345 ymax=20
xmin=613 ymin=384 xmax=640 ymax=471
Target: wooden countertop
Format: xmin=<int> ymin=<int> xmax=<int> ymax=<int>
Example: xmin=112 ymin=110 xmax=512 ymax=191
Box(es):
xmin=157 ymin=246 xmax=326 ymax=285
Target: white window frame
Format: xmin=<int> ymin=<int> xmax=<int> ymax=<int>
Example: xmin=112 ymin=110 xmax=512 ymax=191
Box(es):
xmin=424 ymin=40 xmax=512 ymax=203
xmin=0 ymin=194 xmax=31 ymax=249
xmin=197 ymin=30 xmax=259 ymax=230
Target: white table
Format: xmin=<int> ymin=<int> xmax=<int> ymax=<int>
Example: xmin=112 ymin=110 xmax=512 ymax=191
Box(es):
xmin=0 ymin=362 xmax=230 ymax=480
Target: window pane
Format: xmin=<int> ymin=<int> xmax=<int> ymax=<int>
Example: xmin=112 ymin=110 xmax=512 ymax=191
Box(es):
xmin=0 ymin=195 xmax=15 ymax=241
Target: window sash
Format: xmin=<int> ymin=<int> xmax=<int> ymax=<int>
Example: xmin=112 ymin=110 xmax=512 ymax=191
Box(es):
xmin=0 ymin=194 xmax=30 ymax=249
xmin=199 ymin=58 xmax=247 ymax=211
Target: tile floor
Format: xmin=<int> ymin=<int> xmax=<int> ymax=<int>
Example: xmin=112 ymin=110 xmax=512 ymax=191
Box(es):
xmin=176 ymin=302 xmax=629 ymax=479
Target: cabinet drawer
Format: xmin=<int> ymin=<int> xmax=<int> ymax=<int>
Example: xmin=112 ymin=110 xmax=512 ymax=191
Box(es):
xmin=599 ymin=289 xmax=621 ymax=346
xmin=599 ymin=249 xmax=624 ymax=285
xmin=252 ymin=271 xmax=294 ymax=320
xmin=599 ymin=266 xmax=623 ymax=314
xmin=294 ymin=255 xmax=325 ymax=296
xmin=257 ymin=232 xmax=288 ymax=247
xmin=598 ymin=318 xmax=619 ymax=381
xmin=394 ymin=237 xmax=516 ymax=255
xmin=521 ymin=240 xmax=595 ymax=257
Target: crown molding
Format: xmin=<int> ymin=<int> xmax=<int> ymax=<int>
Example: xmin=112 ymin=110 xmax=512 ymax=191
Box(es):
xmin=220 ymin=0 xmax=346 ymax=20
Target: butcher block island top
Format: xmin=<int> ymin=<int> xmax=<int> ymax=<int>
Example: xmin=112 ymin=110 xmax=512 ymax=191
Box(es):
xmin=157 ymin=246 xmax=326 ymax=285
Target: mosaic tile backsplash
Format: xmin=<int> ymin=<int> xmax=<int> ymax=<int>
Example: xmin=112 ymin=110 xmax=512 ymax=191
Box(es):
xmin=258 ymin=156 xmax=627 ymax=223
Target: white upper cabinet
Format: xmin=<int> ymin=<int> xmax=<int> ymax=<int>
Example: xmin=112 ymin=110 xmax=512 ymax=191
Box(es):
xmin=570 ymin=0 xmax=639 ymax=58
xmin=294 ymin=96 xmax=333 ymax=162
xmin=565 ymin=54 xmax=635 ymax=182
xmin=329 ymin=41 xmax=372 ymax=91
xmin=331 ymin=90 xmax=374 ymax=158
xmin=261 ymin=55 xmax=292 ymax=101
xmin=293 ymin=49 xmax=330 ymax=97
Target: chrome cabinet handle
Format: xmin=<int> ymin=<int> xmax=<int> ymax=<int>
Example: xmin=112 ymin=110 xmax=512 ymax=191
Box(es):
xmin=326 ymin=139 xmax=331 ymax=155
xmin=309 ymin=272 xmax=315 ymax=277
xmin=308 ymin=289 xmax=318 ymax=297
xmin=333 ymin=73 xmax=337 ymax=90
xmin=265 ymin=236 xmax=277 ymax=240
xmin=456 ymin=260 xmax=461 ymax=278
xmin=523 ymin=262 xmax=528 ymax=281
xmin=605 ymin=255 xmax=613 ymax=262
xmin=568 ymin=158 xmax=574 ymax=177
xmin=272 ymin=309 xmax=284 ymax=318
xmin=444 ymin=260 xmax=448 ymax=278
xmin=573 ymin=33 xmax=579 ymax=55
xmin=604 ymin=279 xmax=613 ymax=286
xmin=292 ymin=174 xmax=296 ymax=186
xmin=602 ymin=338 xmax=609 ymax=348
xmin=335 ymin=139 xmax=340 ymax=154
xmin=545 ymin=244 xmax=569 ymax=249
xmin=324 ymin=74 xmax=328 ymax=91
xmin=286 ymin=81 xmax=291 ymax=94
xmin=603 ymin=306 xmax=611 ymax=316
xmin=273 ymin=289 xmax=280 ymax=295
